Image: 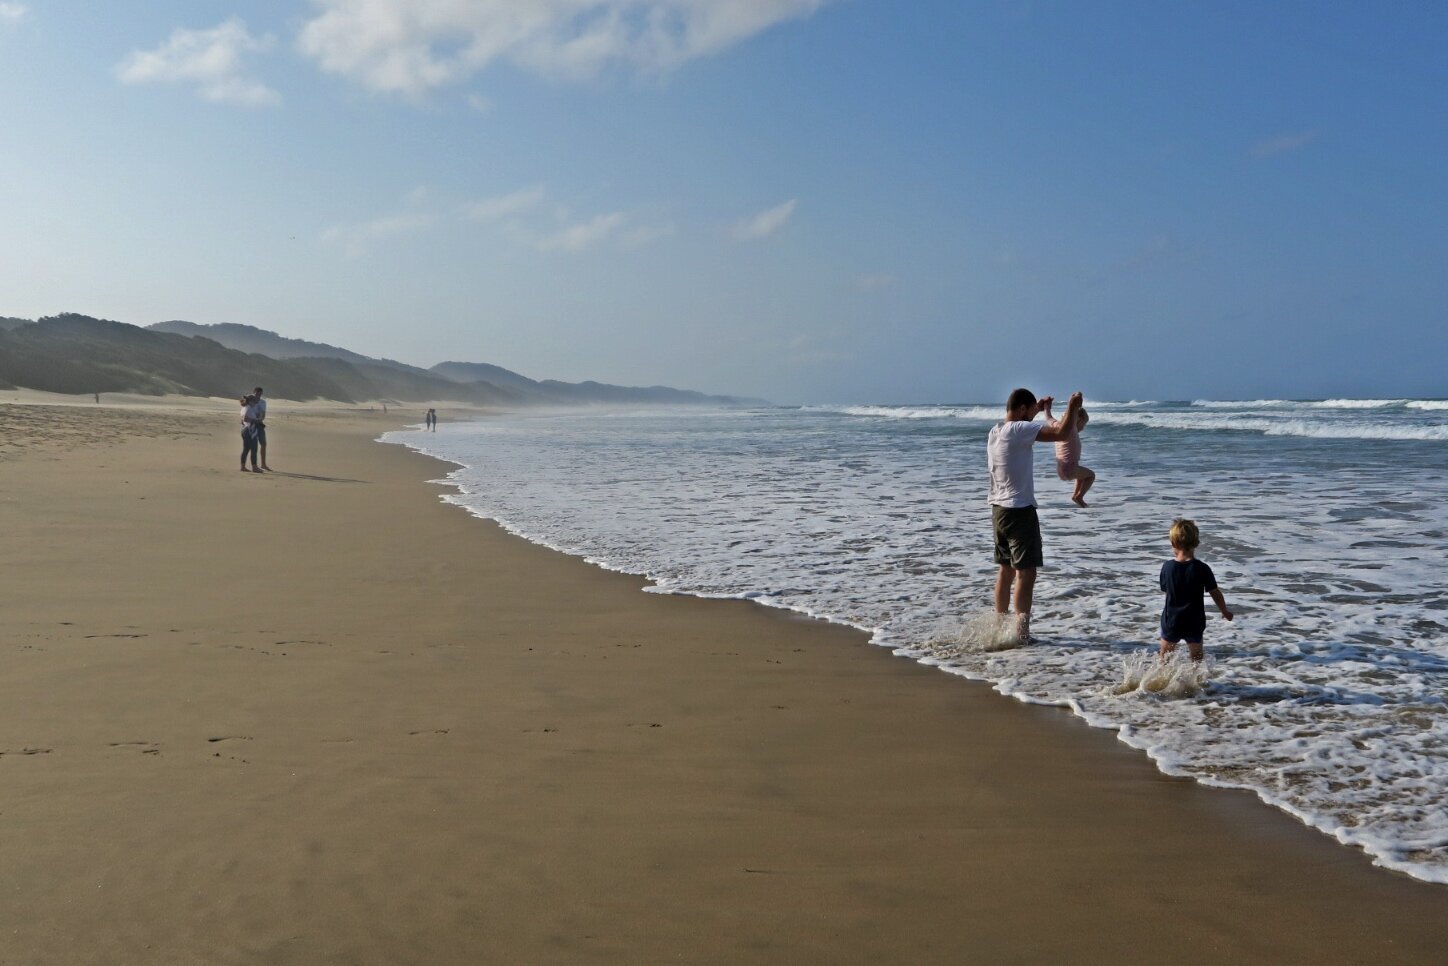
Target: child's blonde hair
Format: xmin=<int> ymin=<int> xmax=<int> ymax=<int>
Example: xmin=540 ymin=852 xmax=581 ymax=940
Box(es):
xmin=1169 ymin=518 xmax=1200 ymax=549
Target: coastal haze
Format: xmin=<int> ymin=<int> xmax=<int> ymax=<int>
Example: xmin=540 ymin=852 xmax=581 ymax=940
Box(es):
xmin=2 ymin=1 xmax=1448 ymax=963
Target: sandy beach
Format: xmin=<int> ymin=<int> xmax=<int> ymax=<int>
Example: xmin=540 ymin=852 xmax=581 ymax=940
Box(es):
xmin=1 ymin=395 xmax=1445 ymax=964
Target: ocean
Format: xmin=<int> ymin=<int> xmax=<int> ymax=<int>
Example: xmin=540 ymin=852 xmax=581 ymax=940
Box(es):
xmin=383 ymin=398 xmax=1448 ymax=883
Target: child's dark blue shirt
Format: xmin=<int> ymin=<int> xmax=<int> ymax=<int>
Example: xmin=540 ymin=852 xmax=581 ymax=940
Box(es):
xmin=1160 ymin=558 xmax=1217 ymax=641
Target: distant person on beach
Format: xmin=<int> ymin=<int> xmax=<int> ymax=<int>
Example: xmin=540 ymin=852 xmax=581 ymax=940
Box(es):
xmin=252 ymin=386 xmax=270 ymax=471
xmin=94 ymin=391 xmax=99 ymax=404
xmin=1159 ymin=518 xmax=1233 ymax=662
xmin=1042 ymin=399 xmax=1095 ymax=507
xmin=425 ymin=408 xmax=437 ymax=431
xmin=239 ymin=394 xmax=261 ymax=472
xmin=987 ymin=388 xmax=1083 ymax=643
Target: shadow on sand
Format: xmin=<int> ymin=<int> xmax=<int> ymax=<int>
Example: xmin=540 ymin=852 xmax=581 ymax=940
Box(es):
xmin=258 ymin=470 xmax=370 ymax=484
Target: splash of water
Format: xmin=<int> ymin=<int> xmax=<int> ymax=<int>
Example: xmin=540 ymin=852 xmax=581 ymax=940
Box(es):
xmin=929 ymin=611 xmax=1026 ymax=655
xmin=1111 ymin=650 xmax=1212 ymax=698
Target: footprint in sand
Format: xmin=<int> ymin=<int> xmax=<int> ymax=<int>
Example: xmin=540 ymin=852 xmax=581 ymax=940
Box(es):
xmin=0 ymin=748 xmax=53 ymax=756
xmin=109 ymin=741 xmax=160 ymax=755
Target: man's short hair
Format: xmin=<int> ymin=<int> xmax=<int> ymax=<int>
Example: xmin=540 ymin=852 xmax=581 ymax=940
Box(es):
xmin=1006 ymin=388 xmax=1037 ymax=413
xmin=254 ymin=386 xmax=264 ymax=394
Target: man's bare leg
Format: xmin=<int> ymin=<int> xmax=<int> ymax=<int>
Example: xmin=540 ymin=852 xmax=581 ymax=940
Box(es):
xmin=1013 ymin=566 xmax=1036 ymax=642
xmin=994 ymin=565 xmax=1015 ymax=615
xmin=260 ymin=441 xmax=270 ymax=471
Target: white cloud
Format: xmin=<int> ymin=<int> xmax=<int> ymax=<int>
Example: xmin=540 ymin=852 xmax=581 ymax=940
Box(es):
xmin=1250 ymin=130 xmax=1319 ymax=159
xmin=732 ymin=198 xmax=796 ymax=240
xmin=296 ymin=0 xmax=834 ymax=95
xmin=621 ymin=222 xmax=675 ymax=249
xmin=535 ymin=211 xmax=627 ymax=252
xmin=464 ymin=185 xmax=547 ymax=222
xmin=465 ymin=92 xmax=493 ymax=114
xmin=0 ymin=3 xmax=28 ymax=24
xmin=465 ymin=185 xmax=669 ymax=253
xmin=322 ymin=191 xmax=437 ymax=256
xmin=117 ymin=18 xmax=280 ymax=106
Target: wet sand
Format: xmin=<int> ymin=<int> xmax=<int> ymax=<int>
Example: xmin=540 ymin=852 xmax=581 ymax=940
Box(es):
xmin=1 ymin=394 xmax=1444 ymax=963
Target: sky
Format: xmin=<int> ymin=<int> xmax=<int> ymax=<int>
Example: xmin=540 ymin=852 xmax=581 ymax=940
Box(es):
xmin=1 ymin=1 xmax=1445 ymax=405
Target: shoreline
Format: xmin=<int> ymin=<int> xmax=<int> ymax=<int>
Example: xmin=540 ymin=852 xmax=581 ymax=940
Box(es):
xmin=2 ymin=397 xmax=1446 ymax=962
xmin=383 ymin=420 xmax=1448 ymax=887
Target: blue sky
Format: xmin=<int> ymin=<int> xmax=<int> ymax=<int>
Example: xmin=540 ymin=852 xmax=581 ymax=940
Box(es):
xmin=1 ymin=1 xmax=1444 ymax=404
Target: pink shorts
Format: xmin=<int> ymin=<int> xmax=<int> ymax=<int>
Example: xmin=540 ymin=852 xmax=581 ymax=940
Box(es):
xmin=1056 ymin=460 xmax=1079 ymax=481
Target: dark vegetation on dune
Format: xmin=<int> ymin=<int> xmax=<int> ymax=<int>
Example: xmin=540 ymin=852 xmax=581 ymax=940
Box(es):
xmin=0 ymin=314 xmax=762 ymax=406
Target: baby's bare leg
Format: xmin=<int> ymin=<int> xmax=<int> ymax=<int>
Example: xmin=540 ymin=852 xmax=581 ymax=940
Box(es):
xmin=1069 ymin=465 xmax=1094 ymax=506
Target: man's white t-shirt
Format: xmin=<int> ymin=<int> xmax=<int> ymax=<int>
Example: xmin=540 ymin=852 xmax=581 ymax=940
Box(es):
xmin=987 ymin=420 xmax=1043 ymax=508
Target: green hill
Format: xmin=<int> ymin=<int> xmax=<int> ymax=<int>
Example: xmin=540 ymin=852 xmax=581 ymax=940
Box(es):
xmin=1 ymin=313 xmax=765 ymax=406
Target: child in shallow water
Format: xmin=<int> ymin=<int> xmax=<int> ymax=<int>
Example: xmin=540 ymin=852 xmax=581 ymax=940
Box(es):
xmin=1159 ymin=518 xmax=1233 ymax=662
xmin=1044 ymin=401 xmax=1095 ymax=506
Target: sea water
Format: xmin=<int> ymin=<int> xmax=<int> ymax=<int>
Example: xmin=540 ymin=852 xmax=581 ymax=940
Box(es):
xmin=383 ymin=399 xmax=1448 ymax=882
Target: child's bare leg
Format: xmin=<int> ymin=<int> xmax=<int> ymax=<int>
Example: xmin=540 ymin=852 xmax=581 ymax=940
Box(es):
xmin=1071 ymin=466 xmax=1095 ymax=507
xmin=1158 ymin=638 xmax=1176 ymax=659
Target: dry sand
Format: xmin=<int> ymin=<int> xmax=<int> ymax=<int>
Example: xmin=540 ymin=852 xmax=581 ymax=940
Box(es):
xmin=1 ymin=395 xmax=1445 ymax=964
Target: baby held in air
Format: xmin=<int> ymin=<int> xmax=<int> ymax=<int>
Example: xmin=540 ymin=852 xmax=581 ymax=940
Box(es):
xmin=1046 ymin=403 xmax=1095 ymax=507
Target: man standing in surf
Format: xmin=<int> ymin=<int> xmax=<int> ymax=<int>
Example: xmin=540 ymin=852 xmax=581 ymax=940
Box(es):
xmin=988 ymin=388 xmax=1084 ymax=644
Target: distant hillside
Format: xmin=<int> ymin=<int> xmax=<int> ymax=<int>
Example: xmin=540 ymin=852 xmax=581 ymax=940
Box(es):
xmin=429 ymin=360 xmax=545 ymax=396
xmin=0 ymin=313 xmax=764 ymax=406
xmin=0 ymin=314 xmax=355 ymax=400
xmin=156 ymin=320 xmax=762 ymax=407
xmin=148 ymin=321 xmax=414 ymax=373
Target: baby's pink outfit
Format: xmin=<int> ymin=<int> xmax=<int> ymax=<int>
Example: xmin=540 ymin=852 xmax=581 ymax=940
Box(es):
xmin=1055 ymin=424 xmax=1081 ymax=480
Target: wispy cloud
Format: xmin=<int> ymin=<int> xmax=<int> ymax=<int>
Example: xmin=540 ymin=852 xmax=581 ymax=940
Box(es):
xmin=321 ymin=189 xmax=436 ymax=256
xmin=117 ymin=18 xmax=279 ymax=106
xmin=296 ymin=0 xmax=835 ymax=96
xmin=464 ymin=185 xmax=547 ymax=223
xmin=1250 ymin=130 xmax=1319 ymax=159
xmin=621 ymin=222 xmax=676 ymax=249
xmin=535 ymin=212 xmax=628 ymax=252
xmin=733 ymin=199 xmax=797 ymax=240
xmin=0 ymin=3 xmax=28 ymax=25
xmin=466 ymin=185 xmax=670 ymax=253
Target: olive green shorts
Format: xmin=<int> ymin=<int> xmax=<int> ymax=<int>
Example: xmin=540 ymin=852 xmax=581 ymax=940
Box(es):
xmin=992 ymin=505 xmax=1043 ymax=569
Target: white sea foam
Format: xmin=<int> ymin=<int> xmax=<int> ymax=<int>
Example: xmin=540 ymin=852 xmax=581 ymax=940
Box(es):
xmin=1310 ymin=399 xmax=1408 ymax=409
xmin=1087 ymin=411 xmax=1448 ymax=441
xmin=1407 ymin=400 xmax=1448 ymax=411
xmin=833 ymin=404 xmax=1001 ymax=421
xmin=384 ymin=402 xmax=1448 ymax=883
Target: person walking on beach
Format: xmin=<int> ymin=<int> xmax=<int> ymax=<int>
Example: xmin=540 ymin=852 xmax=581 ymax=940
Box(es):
xmin=1159 ymin=518 xmax=1233 ymax=662
xmin=988 ymin=387 xmax=1083 ymax=643
xmin=239 ymin=394 xmax=261 ymax=472
xmin=425 ymin=408 xmax=437 ymax=432
xmin=252 ymin=386 xmax=271 ymax=471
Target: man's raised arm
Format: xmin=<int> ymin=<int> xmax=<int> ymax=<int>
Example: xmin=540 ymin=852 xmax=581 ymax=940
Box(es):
xmin=1036 ymin=391 xmax=1083 ymax=442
